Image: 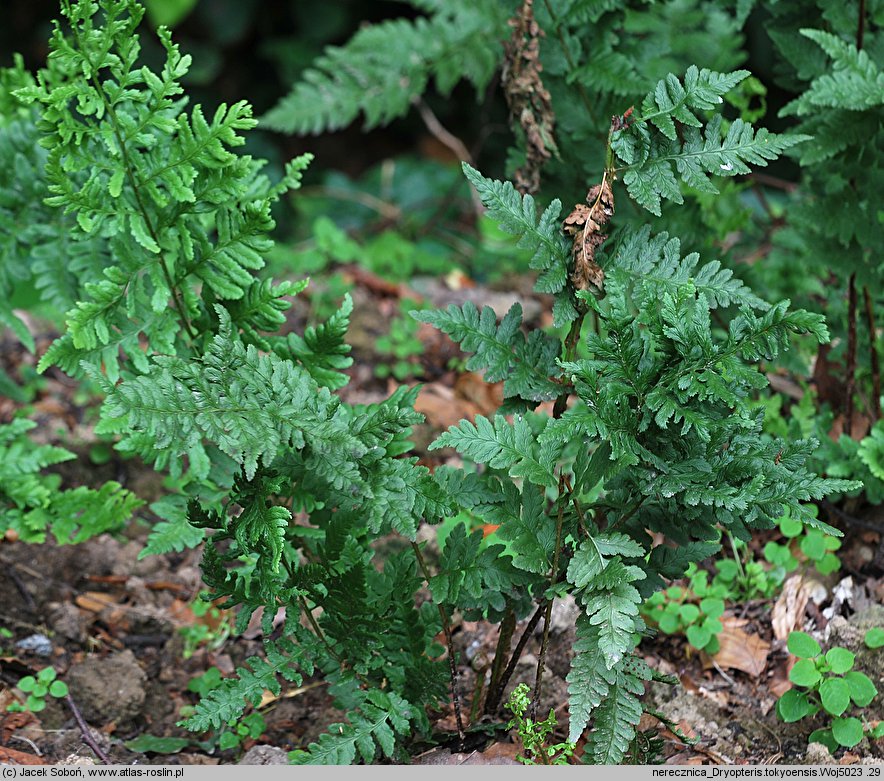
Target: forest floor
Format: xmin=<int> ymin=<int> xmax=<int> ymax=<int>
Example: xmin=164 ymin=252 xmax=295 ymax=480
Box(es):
xmin=1 ymin=269 xmax=883 ymax=766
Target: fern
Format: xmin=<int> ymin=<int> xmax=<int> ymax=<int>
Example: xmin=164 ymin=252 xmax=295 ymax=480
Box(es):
xmin=612 ymin=67 xmax=809 ymax=214
xmin=781 ymin=30 xmax=884 ymax=114
xmin=0 ymin=419 xmax=141 ymax=544
xmin=262 ymin=2 xmax=511 ymax=134
xmin=413 ymin=301 xmax=562 ymax=402
xmin=272 ymin=293 xmax=354 ymax=390
xmin=288 ymin=690 xmax=415 ymax=765
xmin=182 ymin=635 xmax=314 ymax=732
xmin=17 ymin=0 xmax=312 ymax=381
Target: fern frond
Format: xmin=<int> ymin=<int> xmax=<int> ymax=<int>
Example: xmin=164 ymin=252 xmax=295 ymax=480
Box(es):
xmin=480 ymin=482 xmax=556 ymax=574
xmin=584 ymin=656 xmax=651 ymax=764
xmin=140 ymin=495 xmax=204 ymax=558
xmin=262 ymin=4 xmax=507 ymax=134
xmin=606 ymin=226 xmax=767 ymax=310
xmin=579 ymin=567 xmax=644 ymax=669
xmin=49 ymin=482 xmax=143 ymax=545
xmin=612 ymin=66 xmax=808 ymax=215
xmin=413 ymin=301 xmax=561 ymax=402
xmin=94 ymin=307 xmax=340 ymax=481
xmin=462 ymin=163 xmax=571 ymax=302
xmin=781 ymin=30 xmax=884 ymax=114
xmin=567 ymin=617 xmax=615 ymax=742
xmin=430 ymin=415 xmax=556 ymax=487
xmin=274 ymin=293 xmax=354 ymax=390
xmin=182 ymin=636 xmax=313 ymax=731
xmin=288 ymin=690 xmax=415 ymax=765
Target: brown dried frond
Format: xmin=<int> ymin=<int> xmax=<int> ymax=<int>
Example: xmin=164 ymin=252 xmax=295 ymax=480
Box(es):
xmin=502 ymin=0 xmax=558 ymax=196
xmin=562 ymin=179 xmax=614 ymax=296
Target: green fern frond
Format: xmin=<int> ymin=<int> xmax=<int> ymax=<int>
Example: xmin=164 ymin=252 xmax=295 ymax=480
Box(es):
xmin=182 ymin=636 xmax=313 ymax=731
xmin=274 ymin=293 xmax=354 ymax=390
xmin=567 ymin=617 xmax=615 ymax=742
xmin=606 ymin=226 xmax=767 ymax=310
xmin=461 ymin=163 xmax=572 ymax=307
xmin=262 ymin=3 xmax=508 ymax=134
xmin=584 ymin=656 xmax=651 ymax=763
xmin=781 ymin=30 xmax=884 ymax=114
xmin=288 ymin=690 xmax=415 ymax=765
xmin=612 ymin=66 xmax=808 ymax=215
xmin=413 ymin=301 xmax=561 ymax=402
xmin=431 ymin=415 xmax=557 ymax=488
xmin=140 ymin=495 xmax=204 ymax=558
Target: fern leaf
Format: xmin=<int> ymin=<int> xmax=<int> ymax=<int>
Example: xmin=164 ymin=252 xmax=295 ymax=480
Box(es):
xmin=481 ymin=482 xmax=556 ymax=574
xmin=584 ymin=657 xmax=651 ymax=763
xmin=262 ymin=5 xmax=506 ymax=134
xmin=430 ymin=415 xmax=556 ymax=487
xmin=274 ymin=293 xmax=354 ymax=390
xmin=607 ymin=225 xmax=767 ymax=310
xmin=289 ymin=690 xmax=414 ymax=765
xmin=613 ymin=65 xmax=808 ymax=215
xmin=781 ymin=30 xmax=884 ymax=113
xmin=182 ymin=636 xmax=312 ymax=731
xmin=567 ymin=533 xmax=645 ymax=589
xmin=140 ymin=495 xmax=204 ymax=558
xmin=462 ymin=163 xmax=571 ymax=298
xmin=413 ymin=301 xmax=561 ymax=401
xmin=580 ymin=573 xmax=644 ymax=669
xmin=566 ymin=617 xmax=615 ymax=742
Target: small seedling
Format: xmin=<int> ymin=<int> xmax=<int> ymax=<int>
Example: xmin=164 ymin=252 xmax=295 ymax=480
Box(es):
xmin=643 ymin=584 xmax=725 ymax=654
xmin=375 ymin=302 xmax=425 ymax=381
xmin=506 ymin=683 xmax=574 ymax=765
xmin=776 ymin=631 xmax=879 ymax=752
xmin=6 ymin=667 xmax=68 ymax=713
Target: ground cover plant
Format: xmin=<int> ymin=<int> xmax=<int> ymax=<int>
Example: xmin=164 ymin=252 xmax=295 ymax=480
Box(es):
xmin=0 ymin=0 xmax=882 ymax=767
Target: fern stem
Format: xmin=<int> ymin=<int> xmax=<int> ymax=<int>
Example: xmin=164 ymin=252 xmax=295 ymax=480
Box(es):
xmin=553 ymin=314 xmax=585 ymax=418
xmin=411 ymin=541 xmax=465 ymax=747
xmin=845 ymin=273 xmax=858 ymax=436
xmin=486 ymin=607 xmax=515 ymax=713
xmin=483 ymin=600 xmax=546 ymax=715
xmin=530 ymin=477 xmax=565 ymax=720
xmin=65 ymin=4 xmax=196 ymax=342
xmin=296 ymin=594 xmax=369 ymax=689
xmin=862 ymin=286 xmax=881 ymax=421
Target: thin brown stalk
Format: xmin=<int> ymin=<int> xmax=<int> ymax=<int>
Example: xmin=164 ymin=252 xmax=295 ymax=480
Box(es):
xmin=846 ymin=273 xmax=858 ymax=436
xmin=483 ymin=601 xmax=546 ymax=715
xmin=863 ymin=286 xmax=882 ymax=421
xmin=530 ymin=479 xmax=566 ymax=720
xmin=412 ymin=541 xmax=465 ymax=748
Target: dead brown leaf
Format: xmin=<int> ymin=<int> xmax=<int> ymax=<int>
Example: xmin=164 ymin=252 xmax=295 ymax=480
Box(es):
xmin=415 ymin=383 xmax=481 ymax=431
xmin=712 ymin=616 xmax=770 ymax=677
xmin=0 ymin=745 xmax=46 ymax=765
xmin=75 ymin=591 xmax=122 ymax=613
xmin=772 ymin=576 xmax=812 ymax=641
xmin=562 ymin=180 xmax=614 ymax=295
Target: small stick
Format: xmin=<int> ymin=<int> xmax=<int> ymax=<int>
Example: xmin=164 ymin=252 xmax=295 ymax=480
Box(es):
xmin=65 ymin=694 xmax=111 ymax=764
